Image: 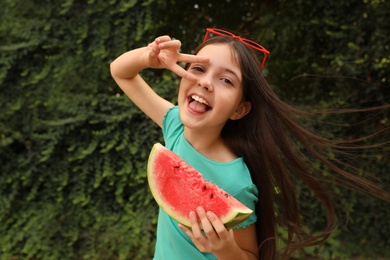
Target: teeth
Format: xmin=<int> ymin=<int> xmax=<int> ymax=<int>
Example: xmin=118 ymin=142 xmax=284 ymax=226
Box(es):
xmin=191 ymin=95 xmax=210 ymax=106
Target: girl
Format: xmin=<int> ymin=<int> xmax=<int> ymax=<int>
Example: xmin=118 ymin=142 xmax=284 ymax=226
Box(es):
xmin=110 ymin=28 xmax=388 ymax=259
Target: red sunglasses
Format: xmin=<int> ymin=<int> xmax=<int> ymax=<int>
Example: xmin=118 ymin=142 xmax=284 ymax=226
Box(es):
xmin=203 ymin=28 xmax=270 ymax=71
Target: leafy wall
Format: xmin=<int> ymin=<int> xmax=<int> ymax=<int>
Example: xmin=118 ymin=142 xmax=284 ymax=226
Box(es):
xmin=0 ymin=0 xmax=389 ymax=259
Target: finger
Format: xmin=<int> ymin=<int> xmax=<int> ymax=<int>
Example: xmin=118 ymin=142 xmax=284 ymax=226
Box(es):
xmin=178 ymin=223 xmax=209 ymax=252
xmin=178 ymin=53 xmax=209 ymax=64
xmin=189 ymin=211 xmax=202 ymax=234
xmin=197 ymin=207 xmax=218 ymax=240
xmin=206 ymin=211 xmax=230 ymax=239
xmin=158 ymin=39 xmax=181 ymax=50
xmin=182 ymin=72 xmax=200 ymax=82
xmin=189 ymin=210 xmax=210 ymax=244
xmin=179 ymin=224 xmax=209 ymax=252
xmin=169 ymin=64 xmax=199 ymax=82
xmin=154 ymin=35 xmax=172 ymax=44
xmin=158 ymin=40 xmax=209 ymax=65
xmin=178 ymin=224 xmax=193 ymax=239
xmin=147 ymin=39 xmax=162 ymax=60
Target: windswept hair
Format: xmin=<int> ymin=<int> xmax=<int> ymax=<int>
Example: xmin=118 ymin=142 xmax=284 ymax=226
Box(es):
xmin=191 ymin=36 xmax=389 ymax=259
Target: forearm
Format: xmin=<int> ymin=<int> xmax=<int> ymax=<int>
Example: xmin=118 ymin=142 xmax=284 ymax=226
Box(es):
xmin=110 ymin=47 xmax=149 ymax=80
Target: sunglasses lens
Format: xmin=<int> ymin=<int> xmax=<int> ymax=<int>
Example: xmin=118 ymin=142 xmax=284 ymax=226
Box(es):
xmin=242 ymin=39 xmax=267 ymax=53
xmin=210 ymin=29 xmax=234 ymax=37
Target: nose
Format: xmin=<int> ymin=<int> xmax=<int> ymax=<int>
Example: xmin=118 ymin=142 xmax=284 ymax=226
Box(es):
xmin=197 ymin=77 xmax=213 ymax=92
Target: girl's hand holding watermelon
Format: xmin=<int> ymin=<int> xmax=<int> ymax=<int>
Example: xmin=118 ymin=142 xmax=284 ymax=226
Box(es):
xmin=179 ymin=206 xmax=257 ymax=259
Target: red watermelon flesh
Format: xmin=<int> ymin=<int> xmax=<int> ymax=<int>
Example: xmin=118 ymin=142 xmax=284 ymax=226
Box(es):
xmin=147 ymin=143 xmax=253 ymax=229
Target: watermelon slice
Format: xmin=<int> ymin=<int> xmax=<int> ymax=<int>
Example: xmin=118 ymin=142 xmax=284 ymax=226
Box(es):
xmin=147 ymin=143 xmax=253 ymax=229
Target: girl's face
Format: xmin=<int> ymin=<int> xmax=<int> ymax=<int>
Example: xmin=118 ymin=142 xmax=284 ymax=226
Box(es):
xmin=178 ymin=43 xmax=251 ymax=133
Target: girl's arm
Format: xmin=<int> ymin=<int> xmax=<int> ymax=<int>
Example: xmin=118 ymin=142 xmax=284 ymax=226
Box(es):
xmin=110 ymin=36 xmax=208 ymax=127
xmin=179 ymin=207 xmax=259 ymax=260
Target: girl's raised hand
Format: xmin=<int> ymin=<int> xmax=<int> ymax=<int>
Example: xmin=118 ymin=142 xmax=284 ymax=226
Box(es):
xmin=146 ymin=36 xmax=209 ymax=82
xmin=178 ymin=206 xmax=237 ymax=256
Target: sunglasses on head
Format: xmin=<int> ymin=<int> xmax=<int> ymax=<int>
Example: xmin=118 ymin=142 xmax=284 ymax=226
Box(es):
xmin=203 ymin=28 xmax=270 ymax=71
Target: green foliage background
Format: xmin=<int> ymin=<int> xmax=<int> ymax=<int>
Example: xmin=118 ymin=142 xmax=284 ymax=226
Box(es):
xmin=0 ymin=0 xmax=388 ymax=259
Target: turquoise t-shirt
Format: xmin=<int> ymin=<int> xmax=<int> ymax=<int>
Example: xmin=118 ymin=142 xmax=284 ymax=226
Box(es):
xmin=153 ymin=106 xmax=258 ymax=260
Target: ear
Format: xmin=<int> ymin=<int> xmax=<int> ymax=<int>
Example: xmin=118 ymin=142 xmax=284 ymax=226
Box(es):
xmin=230 ymin=101 xmax=252 ymax=120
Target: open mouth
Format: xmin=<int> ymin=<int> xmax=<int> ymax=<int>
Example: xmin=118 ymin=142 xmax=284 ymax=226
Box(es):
xmin=188 ymin=95 xmax=212 ymax=111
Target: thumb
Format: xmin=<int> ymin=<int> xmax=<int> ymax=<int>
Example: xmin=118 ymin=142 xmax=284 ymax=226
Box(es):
xmin=148 ymin=41 xmax=160 ymax=59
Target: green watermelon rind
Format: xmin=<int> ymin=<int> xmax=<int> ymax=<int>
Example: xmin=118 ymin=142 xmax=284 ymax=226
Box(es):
xmin=147 ymin=143 xmax=253 ymax=230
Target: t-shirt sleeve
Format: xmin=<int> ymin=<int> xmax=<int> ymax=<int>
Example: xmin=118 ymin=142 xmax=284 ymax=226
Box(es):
xmin=232 ymin=184 xmax=258 ymax=229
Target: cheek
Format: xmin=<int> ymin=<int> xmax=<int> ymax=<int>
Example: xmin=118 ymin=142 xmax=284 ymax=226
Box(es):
xmin=177 ymin=81 xmax=189 ymax=103
xmin=220 ymin=89 xmax=244 ymax=105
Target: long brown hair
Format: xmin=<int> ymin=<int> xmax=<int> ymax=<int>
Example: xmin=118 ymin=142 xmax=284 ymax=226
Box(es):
xmin=192 ymin=36 xmax=389 ymax=259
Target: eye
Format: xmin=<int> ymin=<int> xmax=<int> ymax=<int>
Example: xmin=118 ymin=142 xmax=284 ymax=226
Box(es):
xmin=190 ymin=65 xmax=205 ymax=73
xmin=221 ymin=77 xmax=234 ymax=86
